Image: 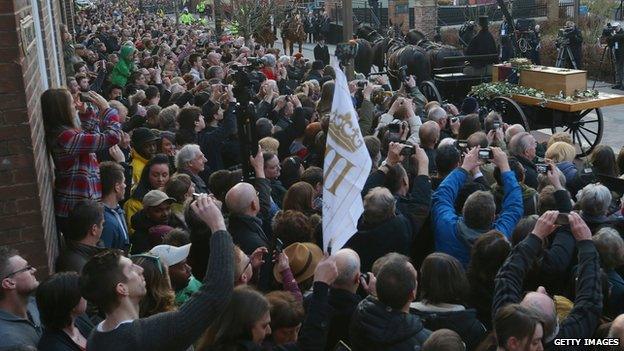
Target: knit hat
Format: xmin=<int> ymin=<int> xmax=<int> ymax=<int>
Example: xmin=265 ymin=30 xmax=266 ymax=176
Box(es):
xmin=274 ymin=242 xmax=323 ymax=283
xmin=150 ymin=244 xmax=192 ymax=266
xmin=131 ymin=127 xmax=159 ymax=146
xmin=142 ymin=190 xmax=175 ymax=207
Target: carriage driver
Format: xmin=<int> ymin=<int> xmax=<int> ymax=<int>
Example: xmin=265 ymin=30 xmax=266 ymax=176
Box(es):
xmin=464 ymin=15 xmax=498 ymax=76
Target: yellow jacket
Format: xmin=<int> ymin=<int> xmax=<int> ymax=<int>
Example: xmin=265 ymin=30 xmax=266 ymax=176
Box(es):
xmin=123 ymin=197 xmax=143 ymax=235
xmin=131 ymin=149 xmax=149 ymax=186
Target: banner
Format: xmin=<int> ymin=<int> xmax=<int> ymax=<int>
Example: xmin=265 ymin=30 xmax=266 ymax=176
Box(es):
xmin=322 ymin=65 xmax=371 ymax=253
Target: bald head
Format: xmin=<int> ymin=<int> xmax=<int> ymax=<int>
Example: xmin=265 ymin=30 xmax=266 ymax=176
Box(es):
xmin=419 ymin=121 xmax=440 ymax=149
xmin=609 ymin=314 xmax=624 ymax=344
xmin=521 ymin=289 xmax=557 ymax=342
xmin=505 ymin=124 xmax=526 ymax=143
xmin=225 ymin=182 xmax=258 ymax=216
xmin=333 ymin=249 xmax=361 ymax=292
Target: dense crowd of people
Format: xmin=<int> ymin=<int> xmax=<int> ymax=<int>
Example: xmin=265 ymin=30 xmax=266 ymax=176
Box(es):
xmin=4 ymin=0 xmax=624 ymax=350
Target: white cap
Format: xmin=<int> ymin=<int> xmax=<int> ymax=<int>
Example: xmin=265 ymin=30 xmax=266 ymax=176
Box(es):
xmin=614 ymin=22 xmax=621 ymax=28
xmin=149 ymin=244 xmax=191 ymax=267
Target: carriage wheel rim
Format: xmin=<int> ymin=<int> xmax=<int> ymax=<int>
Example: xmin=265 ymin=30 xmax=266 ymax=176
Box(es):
xmin=556 ymin=108 xmax=603 ymax=157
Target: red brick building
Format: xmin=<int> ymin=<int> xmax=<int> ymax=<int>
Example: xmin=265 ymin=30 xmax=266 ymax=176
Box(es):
xmin=1 ymin=0 xmax=67 ymax=276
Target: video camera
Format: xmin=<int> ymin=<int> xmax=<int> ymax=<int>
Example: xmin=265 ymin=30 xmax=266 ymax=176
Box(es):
xmin=230 ymin=66 xmax=259 ymax=182
xmin=555 ymin=27 xmax=574 ymax=48
xmin=601 ymin=23 xmax=616 ymax=46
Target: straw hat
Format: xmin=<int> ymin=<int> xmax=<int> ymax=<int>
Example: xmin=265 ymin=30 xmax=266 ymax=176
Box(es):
xmin=274 ymin=242 xmax=323 ymax=283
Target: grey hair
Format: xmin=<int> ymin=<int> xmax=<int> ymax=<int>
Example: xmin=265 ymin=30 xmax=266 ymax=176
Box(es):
xmin=427 ymin=106 xmax=447 ymax=122
xmin=262 ymin=54 xmax=276 ymax=67
xmin=175 ymin=144 xmax=202 ymax=170
xmin=508 ymin=132 xmax=532 ymax=157
xmin=363 ymin=187 xmax=396 ymax=225
xmin=577 ymin=183 xmax=612 ymax=217
xmin=593 ymin=227 xmax=624 ymax=268
xmin=505 ymin=124 xmax=526 ymax=143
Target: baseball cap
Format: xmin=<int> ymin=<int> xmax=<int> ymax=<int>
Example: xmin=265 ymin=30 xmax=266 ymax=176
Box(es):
xmin=142 ymin=190 xmax=175 ymax=207
xmin=150 ymin=244 xmax=191 ymax=266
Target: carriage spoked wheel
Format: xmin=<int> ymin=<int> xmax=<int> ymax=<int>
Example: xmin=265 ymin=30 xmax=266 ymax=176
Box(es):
xmin=486 ymin=97 xmax=530 ymax=131
xmin=550 ymin=108 xmax=603 ymax=157
xmin=419 ymin=81 xmax=442 ymax=103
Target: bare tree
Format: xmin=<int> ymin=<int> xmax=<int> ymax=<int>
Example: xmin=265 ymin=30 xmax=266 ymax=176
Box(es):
xmin=230 ymin=0 xmax=286 ymax=46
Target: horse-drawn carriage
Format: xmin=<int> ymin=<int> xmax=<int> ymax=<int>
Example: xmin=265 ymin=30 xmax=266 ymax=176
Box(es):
xmin=418 ymin=62 xmax=624 ymax=157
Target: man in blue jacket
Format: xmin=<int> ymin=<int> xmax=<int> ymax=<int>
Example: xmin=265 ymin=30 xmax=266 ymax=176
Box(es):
xmin=432 ymin=147 xmax=523 ymax=267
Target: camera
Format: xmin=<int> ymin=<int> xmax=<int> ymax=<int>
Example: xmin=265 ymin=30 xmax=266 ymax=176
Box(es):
xmin=478 ymin=148 xmax=493 ymax=160
xmin=398 ymin=65 xmax=408 ymax=83
xmin=360 ymin=272 xmax=370 ymax=284
xmin=601 ymin=23 xmax=616 ymax=46
xmin=400 ymin=144 xmax=415 ymax=156
xmin=555 ymin=27 xmax=574 ymax=48
xmin=357 ymin=80 xmax=368 ymax=88
xmin=492 ymin=122 xmax=501 ymax=130
xmin=79 ymin=92 xmax=90 ymax=103
xmin=555 ymin=212 xmax=570 ymax=225
xmin=536 ymin=163 xmax=550 ymax=174
xmin=387 ymin=123 xmax=401 ymax=133
xmin=450 ymin=116 xmax=459 ymax=123
xmin=456 ymin=140 xmax=468 ymax=151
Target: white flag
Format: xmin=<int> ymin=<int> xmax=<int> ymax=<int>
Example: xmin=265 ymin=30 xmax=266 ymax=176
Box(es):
xmin=322 ymin=66 xmax=371 ymax=254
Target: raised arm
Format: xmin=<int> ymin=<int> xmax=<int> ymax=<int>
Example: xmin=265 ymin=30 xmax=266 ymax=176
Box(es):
xmin=137 ymin=195 xmax=234 ymax=350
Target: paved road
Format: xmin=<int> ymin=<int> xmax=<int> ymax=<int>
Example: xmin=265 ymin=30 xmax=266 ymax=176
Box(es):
xmin=275 ymin=38 xmax=624 ymax=152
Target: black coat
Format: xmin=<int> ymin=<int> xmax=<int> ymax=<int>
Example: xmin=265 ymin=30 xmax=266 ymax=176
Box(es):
xmin=314 ymin=288 xmax=362 ymax=351
xmin=465 ymin=29 xmax=498 ymax=68
xmin=515 ymin=155 xmax=539 ymax=190
xmin=410 ymin=306 xmax=486 ymax=351
xmin=56 ymin=241 xmax=105 ymax=273
xmin=38 ymin=315 xmax=94 ymax=351
xmin=345 ymin=215 xmax=413 ymax=274
xmin=314 ymin=44 xmax=330 ymax=66
xmin=349 ymin=296 xmax=431 ymax=351
xmin=228 ymin=213 xmax=270 ymax=255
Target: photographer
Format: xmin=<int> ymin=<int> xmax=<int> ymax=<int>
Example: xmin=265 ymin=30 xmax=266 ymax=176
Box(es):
xmin=609 ymin=22 xmax=624 ymax=90
xmin=565 ymin=21 xmax=584 ymax=69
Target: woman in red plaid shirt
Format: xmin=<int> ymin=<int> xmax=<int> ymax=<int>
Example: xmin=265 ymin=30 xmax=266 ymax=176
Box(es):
xmin=41 ymin=89 xmax=122 ymax=232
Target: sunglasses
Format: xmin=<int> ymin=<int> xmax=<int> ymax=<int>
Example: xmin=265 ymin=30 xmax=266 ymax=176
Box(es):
xmin=1 ymin=265 xmax=34 ymax=280
xmin=131 ymin=254 xmax=163 ymax=274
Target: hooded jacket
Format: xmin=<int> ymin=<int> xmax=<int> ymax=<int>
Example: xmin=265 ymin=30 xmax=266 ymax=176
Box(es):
xmin=410 ymin=302 xmax=486 ymax=351
xmin=350 ymin=296 xmax=431 ymax=351
xmin=432 ymin=168 xmax=523 ymax=267
xmin=346 ymin=215 xmax=413 ymax=274
xmin=56 ymin=241 xmax=106 ymax=273
xmin=111 ymin=45 xmax=136 ymax=87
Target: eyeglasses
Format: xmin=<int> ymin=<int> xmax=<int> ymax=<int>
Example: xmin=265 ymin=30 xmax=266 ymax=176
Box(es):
xmin=1 ymin=265 xmax=34 ymax=280
xmin=131 ymin=254 xmax=163 ymax=274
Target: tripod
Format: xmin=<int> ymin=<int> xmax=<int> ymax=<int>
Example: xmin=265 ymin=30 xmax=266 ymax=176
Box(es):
xmin=592 ymin=45 xmax=615 ymax=89
xmin=555 ymin=44 xmax=578 ymax=69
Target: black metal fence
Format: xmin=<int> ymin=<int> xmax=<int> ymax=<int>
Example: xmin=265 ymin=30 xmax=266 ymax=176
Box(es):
xmin=438 ymin=0 xmax=557 ymax=26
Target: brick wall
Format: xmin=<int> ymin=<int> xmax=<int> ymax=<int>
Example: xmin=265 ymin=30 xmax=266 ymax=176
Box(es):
xmin=413 ymin=2 xmax=437 ymax=36
xmin=388 ymin=0 xmax=410 ymax=32
xmin=0 ymin=0 xmax=63 ymax=276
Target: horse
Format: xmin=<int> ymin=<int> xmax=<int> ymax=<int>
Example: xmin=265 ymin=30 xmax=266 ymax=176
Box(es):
xmin=404 ymin=29 xmax=464 ymax=73
xmin=378 ymin=23 xmax=431 ymax=89
xmin=334 ymin=38 xmax=374 ymax=75
xmin=255 ymin=23 xmax=276 ymax=48
xmin=281 ymin=12 xmax=307 ymax=56
xmin=356 ymin=24 xmax=391 ymax=72
xmin=458 ymin=21 xmax=476 ymax=48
